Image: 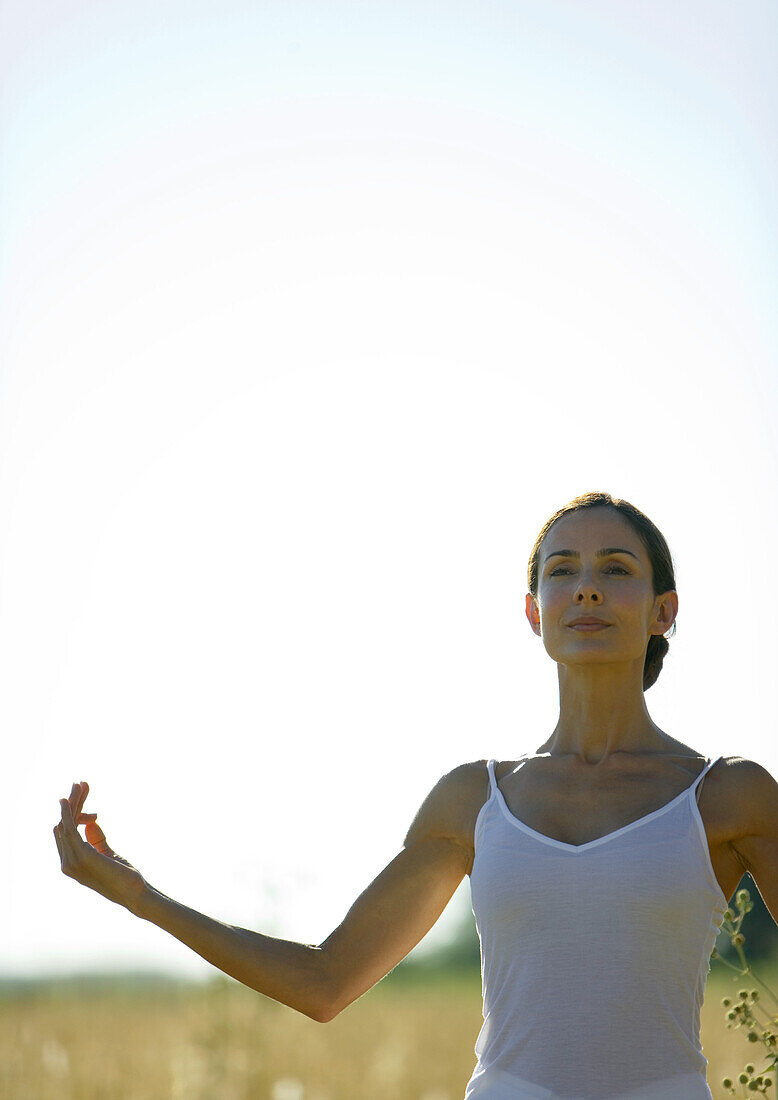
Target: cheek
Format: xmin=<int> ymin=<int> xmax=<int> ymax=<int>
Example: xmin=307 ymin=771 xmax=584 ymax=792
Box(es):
xmin=537 ymin=587 xmax=569 ymax=617
xmin=621 ymin=594 xmax=656 ymax=626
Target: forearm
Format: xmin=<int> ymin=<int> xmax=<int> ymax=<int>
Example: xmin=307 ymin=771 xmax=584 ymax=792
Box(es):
xmin=134 ymin=886 xmax=330 ymax=1021
xmin=55 ymin=778 xmax=470 ymax=1027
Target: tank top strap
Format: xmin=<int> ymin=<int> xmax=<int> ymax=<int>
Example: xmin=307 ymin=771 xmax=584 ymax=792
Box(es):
xmin=691 ymin=755 xmax=723 ymax=803
xmin=486 ymin=758 xmax=498 ymax=797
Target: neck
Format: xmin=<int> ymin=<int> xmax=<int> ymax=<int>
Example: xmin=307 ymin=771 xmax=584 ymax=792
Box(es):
xmin=536 ymin=660 xmax=667 ymax=765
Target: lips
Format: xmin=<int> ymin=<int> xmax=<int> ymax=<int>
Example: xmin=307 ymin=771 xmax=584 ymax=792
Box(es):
xmin=568 ymin=618 xmax=611 ymax=630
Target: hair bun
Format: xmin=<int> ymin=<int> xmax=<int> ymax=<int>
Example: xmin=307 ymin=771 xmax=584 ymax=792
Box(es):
xmin=644 ymin=634 xmax=670 ymax=690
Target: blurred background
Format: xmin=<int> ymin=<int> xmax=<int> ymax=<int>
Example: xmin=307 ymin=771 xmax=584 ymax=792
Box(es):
xmin=2 ymin=1 xmax=777 ymax=1094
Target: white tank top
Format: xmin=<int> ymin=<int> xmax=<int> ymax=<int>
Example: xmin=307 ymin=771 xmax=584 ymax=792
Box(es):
xmin=465 ymin=756 xmax=728 ymax=1100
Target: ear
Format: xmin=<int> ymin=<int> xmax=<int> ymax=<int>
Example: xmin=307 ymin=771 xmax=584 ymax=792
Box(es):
xmin=651 ymin=590 xmax=678 ymax=636
xmin=525 ymin=593 xmax=541 ymax=636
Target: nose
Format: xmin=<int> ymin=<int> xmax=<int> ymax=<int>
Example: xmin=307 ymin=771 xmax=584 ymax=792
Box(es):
xmin=575 ymin=575 xmax=602 ymax=602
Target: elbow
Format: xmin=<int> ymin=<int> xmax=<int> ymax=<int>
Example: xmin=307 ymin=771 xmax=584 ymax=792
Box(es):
xmin=306 ymin=983 xmax=342 ymax=1023
xmin=310 ymin=979 xmax=345 ymax=1024
xmin=252 ymin=989 xmax=339 ymax=1024
xmin=309 ymin=958 xmax=348 ymax=1023
xmin=310 ymin=1001 xmax=340 ymax=1024
xmin=303 ymin=954 xmax=343 ymax=1023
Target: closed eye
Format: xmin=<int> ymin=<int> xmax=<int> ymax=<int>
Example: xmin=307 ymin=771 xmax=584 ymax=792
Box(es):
xmin=549 ymin=564 xmax=630 ymax=576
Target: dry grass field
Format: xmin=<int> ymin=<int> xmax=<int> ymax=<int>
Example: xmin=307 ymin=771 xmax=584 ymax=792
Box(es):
xmin=2 ymin=959 xmax=776 ymax=1099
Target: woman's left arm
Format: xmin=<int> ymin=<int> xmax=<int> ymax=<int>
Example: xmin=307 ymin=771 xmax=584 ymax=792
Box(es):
xmin=730 ymin=761 xmax=778 ymax=926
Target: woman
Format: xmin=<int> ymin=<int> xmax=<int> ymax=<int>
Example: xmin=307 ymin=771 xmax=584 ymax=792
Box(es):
xmin=55 ymin=490 xmax=778 ymax=1099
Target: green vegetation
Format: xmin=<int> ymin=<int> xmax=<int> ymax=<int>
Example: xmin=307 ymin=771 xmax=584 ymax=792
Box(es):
xmin=712 ymin=887 xmax=778 ymax=1097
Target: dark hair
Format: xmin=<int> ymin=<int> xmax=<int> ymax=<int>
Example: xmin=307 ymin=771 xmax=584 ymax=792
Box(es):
xmin=527 ymin=491 xmax=677 ymax=691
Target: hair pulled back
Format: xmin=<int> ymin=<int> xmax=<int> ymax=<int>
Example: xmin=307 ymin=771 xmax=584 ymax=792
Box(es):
xmin=527 ymin=491 xmax=677 ymax=691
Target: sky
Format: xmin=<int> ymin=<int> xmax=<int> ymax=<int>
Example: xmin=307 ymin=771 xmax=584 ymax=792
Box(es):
xmin=2 ymin=0 xmax=777 ymax=979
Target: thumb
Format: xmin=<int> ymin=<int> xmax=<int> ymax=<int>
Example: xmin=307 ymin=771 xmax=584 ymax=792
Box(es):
xmin=85 ymin=820 xmax=116 ymax=857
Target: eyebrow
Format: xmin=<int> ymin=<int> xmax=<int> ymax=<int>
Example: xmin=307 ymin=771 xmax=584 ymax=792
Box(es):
xmin=543 ymin=547 xmax=641 ymax=565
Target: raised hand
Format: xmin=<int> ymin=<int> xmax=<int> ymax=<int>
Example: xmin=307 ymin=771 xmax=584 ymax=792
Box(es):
xmin=54 ymin=782 xmax=149 ymax=914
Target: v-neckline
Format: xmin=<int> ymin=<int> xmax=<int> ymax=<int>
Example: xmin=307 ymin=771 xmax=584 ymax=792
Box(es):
xmin=493 ymin=757 xmax=713 ymax=853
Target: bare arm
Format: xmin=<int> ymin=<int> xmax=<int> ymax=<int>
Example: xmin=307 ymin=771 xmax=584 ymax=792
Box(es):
xmin=54 ymin=767 xmax=482 ymax=1023
xmin=729 ymin=761 xmax=778 ymax=927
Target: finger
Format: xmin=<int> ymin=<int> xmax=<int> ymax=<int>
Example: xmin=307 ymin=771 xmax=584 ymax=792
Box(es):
xmin=67 ymin=781 xmax=82 ymax=819
xmin=59 ymin=798 xmax=80 ymax=838
xmin=76 ymin=780 xmax=90 ymax=818
xmin=70 ymin=781 xmax=89 ymax=820
xmin=85 ymin=820 xmax=115 ymax=857
xmin=59 ymin=828 xmax=83 ymax=869
xmin=76 ymin=812 xmax=98 ymax=825
xmin=66 ymin=783 xmax=79 ymax=825
xmin=53 ymin=824 xmax=73 ymax=868
xmin=59 ymin=813 xmax=82 ymax=851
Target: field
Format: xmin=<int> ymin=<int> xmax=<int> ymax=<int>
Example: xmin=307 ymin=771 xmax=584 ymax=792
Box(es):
xmin=2 ymin=960 xmax=776 ymax=1099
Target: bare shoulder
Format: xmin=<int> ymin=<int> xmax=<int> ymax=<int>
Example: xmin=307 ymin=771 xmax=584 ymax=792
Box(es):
xmin=403 ymin=760 xmax=491 ymax=869
xmin=713 ymin=756 xmax=778 ymax=833
xmin=709 ymin=755 xmax=775 ymax=790
xmin=719 ymin=755 xmax=776 ymax=779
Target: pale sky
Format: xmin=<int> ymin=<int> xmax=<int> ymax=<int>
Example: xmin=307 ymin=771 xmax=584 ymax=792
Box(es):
xmin=2 ymin=0 xmax=777 ymax=979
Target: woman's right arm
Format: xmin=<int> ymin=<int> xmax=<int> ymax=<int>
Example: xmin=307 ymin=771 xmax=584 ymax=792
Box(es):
xmin=55 ymin=764 xmax=486 ymax=1023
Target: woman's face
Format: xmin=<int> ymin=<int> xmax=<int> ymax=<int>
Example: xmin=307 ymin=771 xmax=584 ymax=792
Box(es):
xmin=525 ymin=507 xmax=677 ymax=670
